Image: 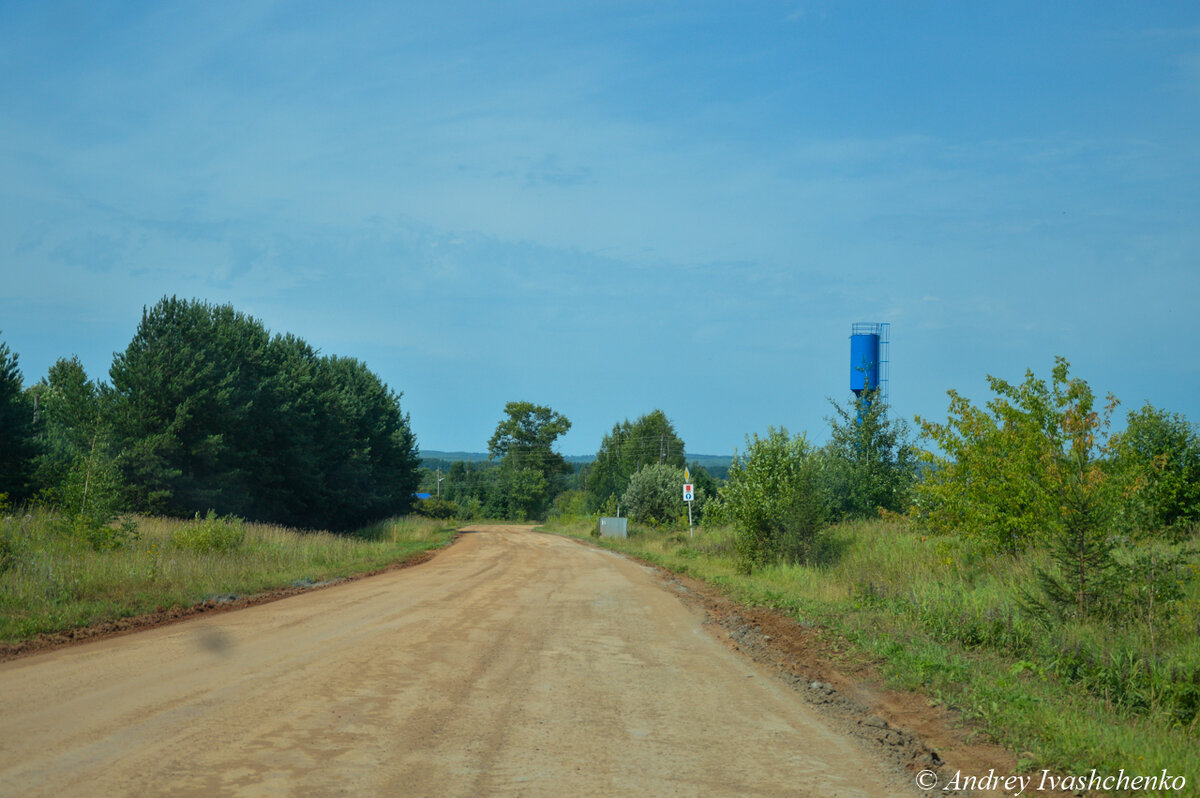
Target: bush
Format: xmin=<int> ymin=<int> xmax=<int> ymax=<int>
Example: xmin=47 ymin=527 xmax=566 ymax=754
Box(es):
xmin=1108 ymin=403 xmax=1200 ymax=536
xmin=415 ymin=496 xmax=456 ymax=519
xmin=621 ymin=464 xmax=699 ymax=526
xmin=721 ymin=428 xmax=827 ymax=571
xmin=549 ymin=490 xmax=591 ymax=520
xmin=914 ymin=357 xmax=1116 ymax=556
xmin=72 ymin=516 xmax=140 ymax=552
xmin=456 ymin=496 xmax=483 ymax=520
xmin=172 ymin=510 xmax=246 ymax=553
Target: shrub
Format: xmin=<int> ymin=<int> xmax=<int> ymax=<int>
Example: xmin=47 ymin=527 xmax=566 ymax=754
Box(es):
xmin=172 ymin=510 xmax=246 ymax=553
xmin=823 ymin=386 xmax=918 ymax=520
xmin=549 ymin=489 xmax=591 ymax=520
xmin=621 ymin=464 xmax=697 ymax=526
xmin=721 ymin=427 xmax=827 ymax=571
xmin=914 ymin=357 xmax=1117 ymax=556
xmin=1108 ymin=403 xmax=1200 ymax=536
xmin=72 ymin=516 xmax=140 ymax=552
xmin=456 ymin=496 xmax=483 ymax=520
xmin=415 ymin=496 xmax=456 ymax=519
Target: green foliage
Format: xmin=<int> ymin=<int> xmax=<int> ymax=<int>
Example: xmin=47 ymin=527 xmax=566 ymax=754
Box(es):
xmin=70 ymin=516 xmax=141 ymax=552
xmin=700 ymin=493 xmax=730 ymax=526
xmin=620 ymin=464 xmax=697 ymax=526
xmin=1108 ymin=402 xmax=1200 ymax=536
xmin=1021 ymin=369 xmax=1118 ymax=623
xmin=455 ymin=496 xmax=484 ymax=520
xmin=548 ymin=489 xmax=591 ymax=520
xmin=548 ymin=519 xmax=1200 ymax=774
xmin=0 ymin=494 xmax=10 ymax=573
xmin=57 ymin=439 xmax=125 ymax=528
xmin=494 ymin=465 xmax=549 ymax=521
xmin=585 ymin=410 xmax=686 ymax=509
xmin=598 ymin=492 xmax=620 ymax=518
xmin=721 ymin=427 xmax=827 ymax=571
xmin=488 ymin=401 xmax=571 ymax=520
xmin=415 ymin=497 xmax=456 ymax=519
xmin=29 ymin=357 xmax=108 ymax=500
xmin=686 ymin=461 xmax=719 ymax=501
xmin=1108 ymin=542 xmax=1198 ymax=642
xmin=0 ymin=334 xmax=37 ymax=503
xmin=914 ymin=357 xmax=1116 ymax=555
xmin=488 ymin=401 xmax=572 ymax=465
xmin=171 ymin=510 xmax=246 ymax=553
xmin=108 ymin=297 xmax=420 ymax=530
xmin=0 ymin=509 xmax=456 ymax=642
xmin=823 ymin=387 xmax=918 ymax=520
xmin=442 ymin=459 xmax=498 ymax=518
xmin=0 ymin=527 xmax=15 ymax=573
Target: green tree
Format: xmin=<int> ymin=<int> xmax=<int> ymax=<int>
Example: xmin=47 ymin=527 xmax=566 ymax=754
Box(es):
xmin=686 ymin=461 xmax=719 ymax=506
xmin=30 ymin=357 xmax=108 ymax=498
xmin=586 ymin=410 xmax=685 ymax=509
xmin=1021 ymin=370 xmax=1119 ymax=622
xmin=109 ymin=297 xmax=273 ymax=516
xmin=494 ymin=465 xmax=549 ymax=521
xmin=721 ymin=428 xmax=828 ymax=572
xmin=1108 ymin=403 xmax=1200 ymax=535
xmin=443 ymin=459 xmax=500 ymax=518
xmin=0 ymin=335 xmax=37 ymax=503
xmin=488 ymin=401 xmax=571 ymax=520
xmin=823 ymin=386 xmax=918 ymax=520
xmin=914 ymin=357 xmax=1117 ymax=557
xmin=621 ymin=463 xmax=699 ymax=525
xmin=109 ymin=296 xmax=419 ymax=529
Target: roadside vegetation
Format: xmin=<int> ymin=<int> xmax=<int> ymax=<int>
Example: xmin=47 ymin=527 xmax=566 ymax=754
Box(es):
xmin=5 ymin=309 xmax=1198 ymax=784
xmin=0 ymin=508 xmax=454 ymax=642
xmin=2 ymin=304 xmax=444 ymax=645
xmin=541 ymin=516 xmax=1199 ymax=783
xmin=1 ymin=298 xmax=420 ymax=533
xmin=542 ymin=359 xmax=1200 ymax=785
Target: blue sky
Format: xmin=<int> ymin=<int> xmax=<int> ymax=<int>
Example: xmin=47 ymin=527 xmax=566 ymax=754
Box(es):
xmin=3 ymin=2 xmax=1198 ymax=456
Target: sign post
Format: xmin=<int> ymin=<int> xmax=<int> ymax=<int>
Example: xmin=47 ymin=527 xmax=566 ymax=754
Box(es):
xmin=682 ymin=481 xmax=694 ymax=536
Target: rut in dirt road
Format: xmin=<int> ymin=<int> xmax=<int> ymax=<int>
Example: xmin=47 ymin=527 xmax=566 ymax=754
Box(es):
xmin=0 ymin=525 xmax=915 ymax=797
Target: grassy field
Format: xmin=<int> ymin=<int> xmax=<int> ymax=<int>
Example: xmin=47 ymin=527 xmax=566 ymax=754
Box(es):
xmin=0 ymin=508 xmax=457 ymax=642
xmin=541 ymin=517 xmax=1200 ymax=786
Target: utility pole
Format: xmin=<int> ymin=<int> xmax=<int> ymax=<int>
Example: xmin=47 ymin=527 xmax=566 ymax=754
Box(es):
xmin=436 ymin=466 xmax=445 ymax=498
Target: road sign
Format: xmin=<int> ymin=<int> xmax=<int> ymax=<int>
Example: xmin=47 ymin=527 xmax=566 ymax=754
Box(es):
xmin=683 ymin=484 xmax=694 ymax=502
xmin=683 ymin=467 xmax=691 ymax=483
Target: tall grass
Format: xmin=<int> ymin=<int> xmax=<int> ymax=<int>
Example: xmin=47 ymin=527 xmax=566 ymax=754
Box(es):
xmin=0 ymin=508 xmax=456 ymax=642
xmin=542 ymin=517 xmax=1200 ymax=784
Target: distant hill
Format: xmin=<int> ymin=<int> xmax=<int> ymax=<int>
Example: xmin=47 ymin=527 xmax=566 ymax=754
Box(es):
xmin=419 ymin=450 xmax=494 ymax=463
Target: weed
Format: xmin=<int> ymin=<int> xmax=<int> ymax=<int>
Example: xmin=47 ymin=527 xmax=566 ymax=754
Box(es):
xmin=70 ymin=516 xmax=140 ymax=552
xmin=171 ymin=511 xmax=245 ymax=553
xmin=0 ymin=530 xmax=15 ymax=573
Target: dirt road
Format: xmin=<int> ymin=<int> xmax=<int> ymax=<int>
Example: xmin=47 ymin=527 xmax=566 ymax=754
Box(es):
xmin=0 ymin=526 xmax=914 ymax=797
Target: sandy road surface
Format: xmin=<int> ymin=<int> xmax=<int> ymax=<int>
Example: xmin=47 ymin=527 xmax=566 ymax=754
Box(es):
xmin=0 ymin=526 xmax=913 ymax=797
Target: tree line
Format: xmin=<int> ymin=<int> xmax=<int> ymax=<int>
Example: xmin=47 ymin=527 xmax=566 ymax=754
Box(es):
xmin=420 ymin=394 xmax=915 ymax=531
xmin=0 ymin=297 xmax=420 ymax=533
xmin=425 ymin=357 xmax=1198 ymax=610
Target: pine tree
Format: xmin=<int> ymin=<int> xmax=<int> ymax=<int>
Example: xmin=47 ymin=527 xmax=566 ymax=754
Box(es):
xmin=0 ymin=335 xmax=37 ymax=503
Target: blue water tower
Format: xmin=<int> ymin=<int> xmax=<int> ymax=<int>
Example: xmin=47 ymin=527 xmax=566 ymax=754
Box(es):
xmin=850 ymin=322 xmax=889 ymax=407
